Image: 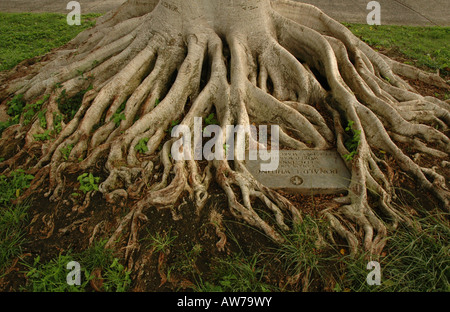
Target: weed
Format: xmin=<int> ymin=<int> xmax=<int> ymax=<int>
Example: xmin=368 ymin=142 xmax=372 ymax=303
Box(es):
xmin=110 ymin=101 xmax=126 ymax=127
xmin=22 ymin=95 xmax=50 ymax=126
xmin=37 ymin=109 xmax=47 ymax=129
xmin=0 ymin=94 xmax=26 ymax=136
xmin=23 ymin=253 xmax=90 ymax=292
xmin=343 ymin=120 xmax=361 ymax=161
xmin=6 ymin=94 xmax=26 ymax=117
xmin=52 ymin=112 xmax=63 ymax=135
xmin=22 ymin=240 xmax=132 ymax=292
xmin=143 ymin=228 xmax=178 ymax=254
xmin=135 ymin=137 xmax=150 ymax=154
xmin=33 ymin=130 xmax=51 ymax=142
xmin=60 ymin=144 xmax=74 ymax=161
xmin=166 ymin=120 xmax=180 ymax=134
xmin=196 ymin=253 xmax=274 ymax=292
xmin=81 ymin=239 xmax=132 ymax=292
xmin=77 ymin=173 xmax=100 ymax=194
xmin=102 ymin=258 xmax=132 ymax=292
xmin=204 ymin=113 xmax=218 ymax=126
xmin=0 ymin=169 xmax=34 ymax=206
xmin=111 ymin=112 xmax=126 ymax=127
xmin=335 ymin=198 xmax=450 ymax=292
xmin=203 ymin=113 xmax=218 ymax=136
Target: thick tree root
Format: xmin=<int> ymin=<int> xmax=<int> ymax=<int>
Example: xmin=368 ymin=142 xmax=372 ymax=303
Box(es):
xmin=0 ymin=0 xmax=448 ymax=262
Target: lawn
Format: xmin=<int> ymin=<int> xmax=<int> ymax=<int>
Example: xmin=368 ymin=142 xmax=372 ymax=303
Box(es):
xmin=345 ymin=23 xmax=450 ymax=78
xmin=0 ymin=12 xmax=100 ymax=72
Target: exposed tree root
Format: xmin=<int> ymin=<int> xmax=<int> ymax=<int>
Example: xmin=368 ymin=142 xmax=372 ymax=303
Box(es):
xmin=0 ymin=0 xmax=448 ymax=263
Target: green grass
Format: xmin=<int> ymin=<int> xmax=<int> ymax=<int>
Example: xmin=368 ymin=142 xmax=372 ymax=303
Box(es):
xmin=0 ymin=12 xmax=100 ymax=72
xmin=22 ymin=239 xmax=132 ymax=292
xmin=0 ymin=170 xmax=34 ymax=272
xmin=336 ymin=210 xmax=450 ymax=292
xmin=344 ymin=24 xmax=450 ymax=76
xmin=195 ymin=253 xmax=275 ymax=292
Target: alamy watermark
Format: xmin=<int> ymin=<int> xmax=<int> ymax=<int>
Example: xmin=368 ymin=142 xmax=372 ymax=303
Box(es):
xmin=170 ymin=117 xmax=280 ymax=171
xmin=367 ymin=1 xmax=381 ymax=25
xmin=66 ymin=261 xmax=81 ymax=286
xmin=67 ymin=1 xmax=81 ymax=26
xmin=366 ymin=261 xmax=382 ymax=285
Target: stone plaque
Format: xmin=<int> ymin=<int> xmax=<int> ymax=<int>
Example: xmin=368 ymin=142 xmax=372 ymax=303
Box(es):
xmin=244 ymin=150 xmax=351 ymax=195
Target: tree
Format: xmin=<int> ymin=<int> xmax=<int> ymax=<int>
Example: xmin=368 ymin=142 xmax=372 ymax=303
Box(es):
xmin=0 ymin=0 xmax=448 ymax=262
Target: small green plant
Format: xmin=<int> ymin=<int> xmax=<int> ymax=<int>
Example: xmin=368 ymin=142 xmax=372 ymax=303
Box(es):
xmin=33 ymin=129 xmax=52 ymax=141
xmin=52 ymin=112 xmax=63 ymax=135
xmin=223 ymin=143 xmax=230 ymax=156
xmin=37 ymin=109 xmax=47 ymax=129
xmin=0 ymin=94 xmax=26 ymax=135
xmin=144 ymin=228 xmax=178 ymax=254
xmin=154 ymin=98 xmax=160 ymax=107
xmin=80 ymin=239 xmax=132 ymax=292
xmin=204 ymin=113 xmax=218 ymax=126
xmin=271 ymin=215 xmax=331 ymax=291
xmin=60 ymin=144 xmax=74 ymax=161
xmin=173 ymin=243 xmax=204 ymax=277
xmin=102 ymin=258 xmax=132 ymax=292
xmin=203 ymin=113 xmax=219 ymax=136
xmin=22 ymin=95 xmax=50 ymax=126
xmin=23 ymin=253 xmax=90 ymax=292
xmin=343 ymin=120 xmax=361 ymax=161
xmin=6 ymin=94 xmax=26 ymax=117
xmin=196 ymin=253 xmax=274 ymax=292
xmin=0 ymin=169 xmax=35 ymax=206
xmin=22 ymin=239 xmax=132 ymax=292
xmin=77 ymin=173 xmax=100 ymax=194
xmin=111 ymin=112 xmax=126 ymax=127
xmin=135 ymin=137 xmax=150 ymax=153
xmin=166 ymin=120 xmax=180 ymax=134
xmin=110 ymin=101 xmax=127 ymax=127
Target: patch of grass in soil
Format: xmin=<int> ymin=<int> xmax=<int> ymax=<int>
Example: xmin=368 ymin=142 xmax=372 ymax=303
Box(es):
xmin=0 ymin=12 xmax=100 ymax=72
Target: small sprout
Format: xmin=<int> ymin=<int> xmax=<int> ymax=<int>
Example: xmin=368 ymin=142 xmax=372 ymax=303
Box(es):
xmin=60 ymin=144 xmax=74 ymax=161
xmin=77 ymin=173 xmax=100 ymax=194
xmin=135 ymin=137 xmax=150 ymax=153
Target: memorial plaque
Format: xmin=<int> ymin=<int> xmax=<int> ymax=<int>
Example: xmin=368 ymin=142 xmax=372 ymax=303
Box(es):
xmin=244 ymin=150 xmax=351 ymax=195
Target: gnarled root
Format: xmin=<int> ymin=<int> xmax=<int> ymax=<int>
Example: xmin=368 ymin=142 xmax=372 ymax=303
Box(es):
xmin=0 ymin=0 xmax=448 ymax=263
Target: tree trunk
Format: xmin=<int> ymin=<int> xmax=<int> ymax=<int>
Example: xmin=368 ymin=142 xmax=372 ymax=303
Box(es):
xmin=0 ymin=0 xmax=448 ymax=262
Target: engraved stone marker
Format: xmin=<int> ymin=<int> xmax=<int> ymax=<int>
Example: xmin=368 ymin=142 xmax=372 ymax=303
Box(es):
xmin=244 ymin=150 xmax=351 ymax=195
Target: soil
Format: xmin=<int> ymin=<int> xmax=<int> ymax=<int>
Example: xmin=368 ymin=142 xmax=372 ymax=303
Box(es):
xmin=0 ymin=47 xmax=448 ymax=292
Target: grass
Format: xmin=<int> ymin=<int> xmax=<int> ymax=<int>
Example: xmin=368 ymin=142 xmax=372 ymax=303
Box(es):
xmin=22 ymin=239 xmax=132 ymax=292
xmin=336 ymin=209 xmax=450 ymax=292
xmin=0 ymin=12 xmax=100 ymax=72
xmin=0 ymin=170 xmax=34 ymax=273
xmin=196 ymin=253 xmax=275 ymax=292
xmin=344 ymin=24 xmax=450 ymax=77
